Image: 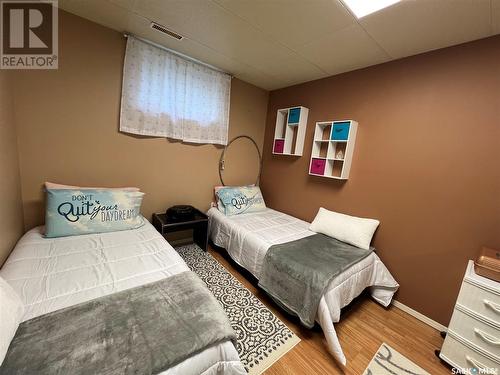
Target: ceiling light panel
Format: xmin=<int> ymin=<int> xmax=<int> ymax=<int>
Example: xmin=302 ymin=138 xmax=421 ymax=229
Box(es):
xmin=342 ymin=0 xmax=401 ymax=18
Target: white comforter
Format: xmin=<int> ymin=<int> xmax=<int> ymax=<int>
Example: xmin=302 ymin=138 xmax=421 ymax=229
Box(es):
xmin=0 ymin=219 xmax=245 ymax=375
xmin=208 ymin=207 xmax=399 ymax=365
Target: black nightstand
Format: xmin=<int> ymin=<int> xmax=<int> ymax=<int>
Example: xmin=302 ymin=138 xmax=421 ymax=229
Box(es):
xmin=152 ymin=209 xmax=208 ymax=251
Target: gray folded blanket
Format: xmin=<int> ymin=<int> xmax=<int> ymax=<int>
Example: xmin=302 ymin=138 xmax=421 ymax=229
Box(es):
xmin=258 ymin=233 xmax=373 ymax=328
xmin=1 ymin=271 xmax=236 ymax=375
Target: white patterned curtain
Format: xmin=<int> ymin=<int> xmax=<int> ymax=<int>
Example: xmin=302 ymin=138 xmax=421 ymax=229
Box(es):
xmin=120 ymin=36 xmax=231 ymax=145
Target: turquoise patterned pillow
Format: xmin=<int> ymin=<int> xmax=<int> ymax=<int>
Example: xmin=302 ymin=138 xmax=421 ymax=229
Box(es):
xmin=216 ymin=186 xmax=266 ymax=216
xmin=45 ymin=189 xmax=145 ymax=238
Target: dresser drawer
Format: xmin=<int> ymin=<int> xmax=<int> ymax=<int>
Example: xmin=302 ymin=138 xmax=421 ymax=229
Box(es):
xmin=457 ymin=281 xmax=500 ymax=325
xmin=440 ymin=334 xmax=500 ymax=372
xmin=449 ymin=307 xmax=500 ymax=358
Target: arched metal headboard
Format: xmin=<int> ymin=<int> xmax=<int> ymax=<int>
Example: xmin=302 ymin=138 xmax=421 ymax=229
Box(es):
xmin=219 ymin=135 xmax=263 ymax=186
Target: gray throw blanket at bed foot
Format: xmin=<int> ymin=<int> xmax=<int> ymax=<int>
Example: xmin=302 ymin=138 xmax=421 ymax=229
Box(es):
xmin=258 ymin=234 xmax=373 ymax=328
xmin=0 ymin=271 xmax=236 ymax=375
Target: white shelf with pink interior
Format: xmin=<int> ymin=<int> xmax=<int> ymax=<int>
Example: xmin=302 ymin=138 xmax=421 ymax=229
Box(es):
xmin=272 ymin=106 xmax=309 ymax=156
xmin=309 ymin=120 xmax=358 ymax=180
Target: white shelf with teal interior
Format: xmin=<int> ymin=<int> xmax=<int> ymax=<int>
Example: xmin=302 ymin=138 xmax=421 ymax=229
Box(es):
xmin=272 ymin=106 xmax=309 ymax=156
xmin=309 ymin=120 xmax=358 ymax=180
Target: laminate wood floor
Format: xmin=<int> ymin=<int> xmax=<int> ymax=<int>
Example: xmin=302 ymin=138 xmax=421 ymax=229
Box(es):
xmin=208 ymin=245 xmax=451 ymax=375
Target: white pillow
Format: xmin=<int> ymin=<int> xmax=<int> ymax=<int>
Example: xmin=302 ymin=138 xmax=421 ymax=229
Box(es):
xmin=309 ymin=207 xmax=380 ymax=250
xmin=0 ymin=277 xmax=24 ymax=365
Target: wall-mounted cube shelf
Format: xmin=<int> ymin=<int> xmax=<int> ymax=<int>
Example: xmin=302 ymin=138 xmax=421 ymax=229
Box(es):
xmin=272 ymin=106 xmax=309 ymax=156
xmin=309 ymin=120 xmax=358 ymax=180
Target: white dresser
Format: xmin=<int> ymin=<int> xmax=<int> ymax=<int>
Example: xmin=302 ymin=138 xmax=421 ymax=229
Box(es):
xmin=440 ymin=261 xmax=500 ymax=372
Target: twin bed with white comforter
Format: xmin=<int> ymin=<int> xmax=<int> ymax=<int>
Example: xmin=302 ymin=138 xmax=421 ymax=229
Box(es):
xmin=0 ymin=219 xmax=245 ymax=375
xmin=208 ymin=207 xmax=399 ymax=365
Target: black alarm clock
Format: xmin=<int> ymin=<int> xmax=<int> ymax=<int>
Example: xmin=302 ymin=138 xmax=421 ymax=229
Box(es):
xmin=166 ymin=205 xmax=195 ymax=220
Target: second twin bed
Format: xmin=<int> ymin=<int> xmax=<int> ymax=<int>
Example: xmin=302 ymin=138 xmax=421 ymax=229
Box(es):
xmin=208 ymin=206 xmax=399 ymax=365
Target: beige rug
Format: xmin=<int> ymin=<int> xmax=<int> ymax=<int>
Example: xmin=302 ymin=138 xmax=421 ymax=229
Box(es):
xmin=364 ymin=343 xmax=430 ymax=375
xmin=176 ymin=244 xmax=300 ymax=375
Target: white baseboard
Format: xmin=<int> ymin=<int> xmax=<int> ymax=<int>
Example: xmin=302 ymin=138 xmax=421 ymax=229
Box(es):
xmin=391 ymin=300 xmax=447 ymax=333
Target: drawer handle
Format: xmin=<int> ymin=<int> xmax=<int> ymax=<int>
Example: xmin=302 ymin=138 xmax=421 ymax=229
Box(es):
xmin=474 ymin=328 xmax=500 ymax=345
xmin=484 ymin=299 xmax=500 ymax=314
xmin=466 ymin=355 xmax=489 ymax=371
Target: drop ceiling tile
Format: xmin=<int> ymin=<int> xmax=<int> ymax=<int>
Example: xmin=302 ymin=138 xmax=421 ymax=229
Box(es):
xmin=106 ymin=0 xmax=137 ymax=11
xmin=234 ymin=69 xmax=287 ymax=91
xmin=120 ymin=0 xmax=198 ymax=35
xmin=249 ymin=52 xmax=327 ymax=87
xmin=360 ymin=0 xmax=492 ymax=59
xmin=297 ymin=23 xmax=390 ymax=76
xmin=125 ymin=0 xmax=327 ymax=86
xmin=271 ymin=70 xmax=332 ymax=89
xmin=493 ymin=0 xmax=500 ymax=34
xmin=59 ymin=0 xmax=133 ymax=32
xmin=211 ymin=0 xmax=355 ymax=48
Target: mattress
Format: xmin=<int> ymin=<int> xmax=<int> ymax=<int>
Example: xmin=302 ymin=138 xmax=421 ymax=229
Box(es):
xmin=208 ymin=207 xmax=399 ymax=365
xmin=0 ymin=219 xmax=245 ymax=375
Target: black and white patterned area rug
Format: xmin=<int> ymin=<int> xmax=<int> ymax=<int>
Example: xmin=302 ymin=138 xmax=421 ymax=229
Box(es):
xmin=175 ymin=244 xmax=300 ymax=375
xmin=363 ymin=343 xmax=430 ymax=375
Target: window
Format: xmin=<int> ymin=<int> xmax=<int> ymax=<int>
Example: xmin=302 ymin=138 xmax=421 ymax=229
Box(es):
xmin=120 ymin=36 xmax=231 ymax=145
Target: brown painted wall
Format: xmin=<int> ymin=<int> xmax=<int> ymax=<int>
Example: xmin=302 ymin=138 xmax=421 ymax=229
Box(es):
xmin=260 ymin=35 xmax=500 ymax=325
xmin=12 ymin=10 xmax=268 ymax=230
xmin=0 ymin=72 xmax=24 ymax=265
